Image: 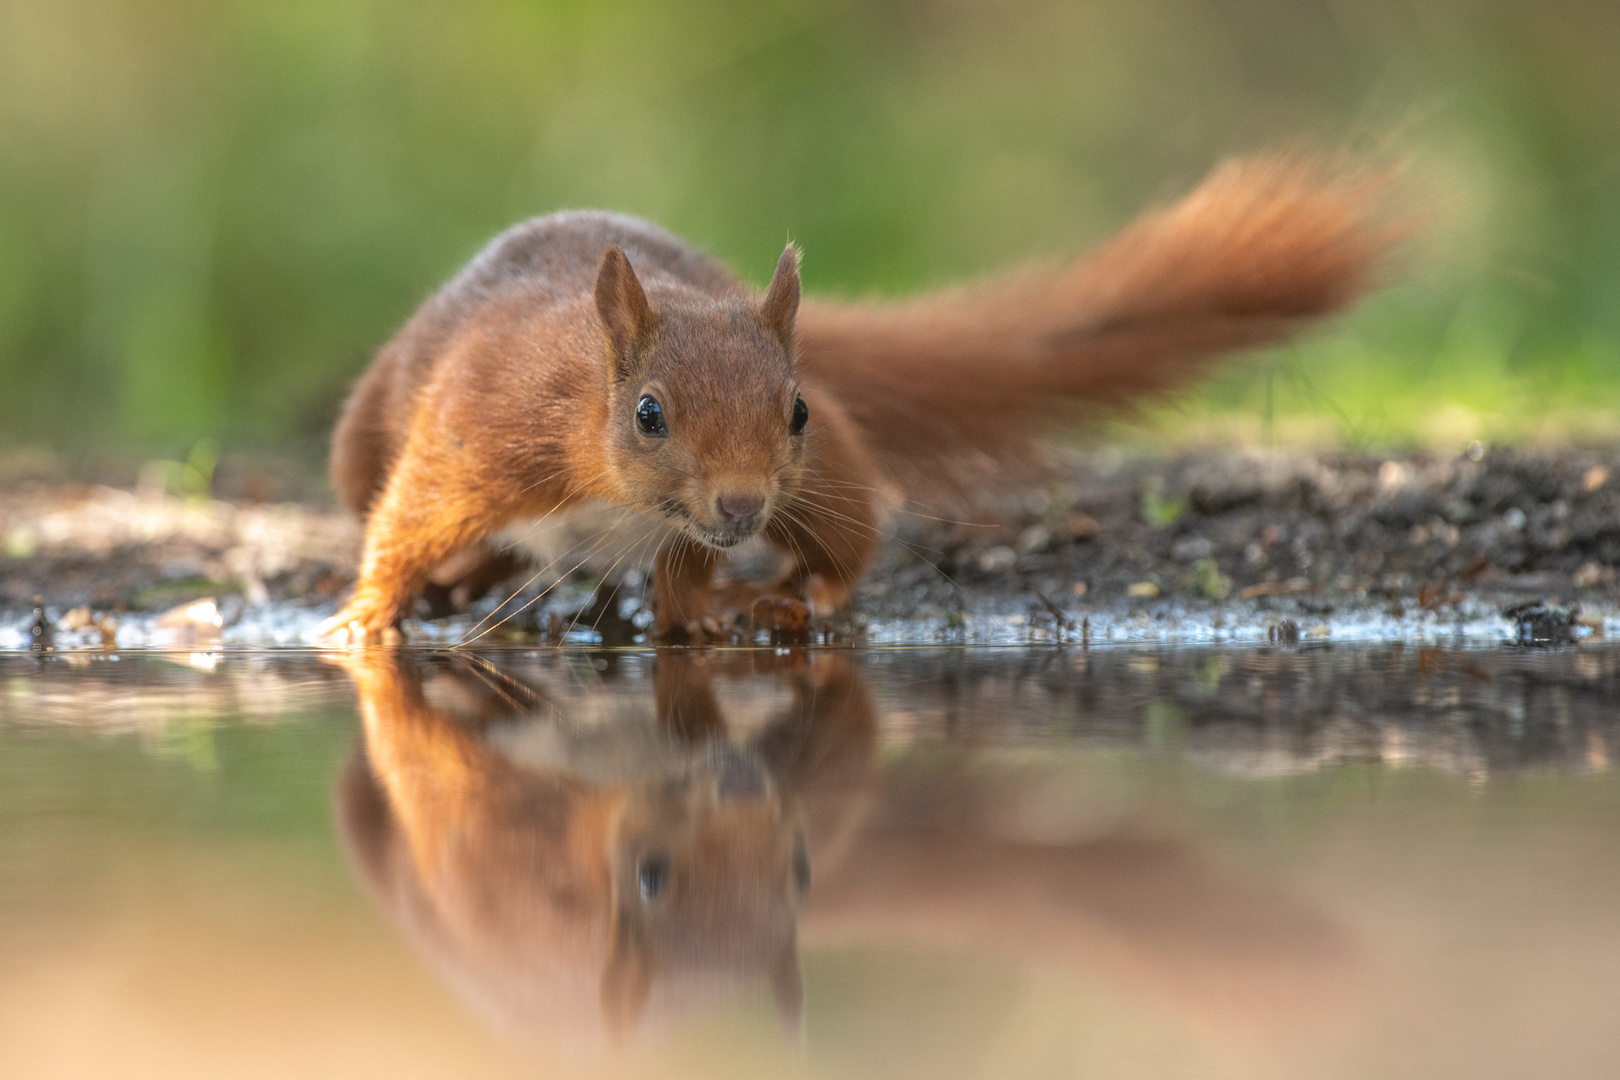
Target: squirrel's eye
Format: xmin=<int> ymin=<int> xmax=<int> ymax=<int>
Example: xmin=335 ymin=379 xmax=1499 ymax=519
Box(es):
xmin=789 ymin=395 xmax=809 ymax=436
xmin=638 ymin=854 xmax=670 ymax=901
xmin=636 ymin=395 xmax=667 ymax=437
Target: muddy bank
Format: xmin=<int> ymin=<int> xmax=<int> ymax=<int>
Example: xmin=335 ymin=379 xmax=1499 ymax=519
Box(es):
xmin=863 ymin=444 xmax=1620 ymax=642
xmin=4 ymin=446 xmax=1619 ymax=647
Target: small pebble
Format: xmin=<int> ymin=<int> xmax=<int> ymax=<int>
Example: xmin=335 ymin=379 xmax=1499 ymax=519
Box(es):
xmin=1269 ymin=618 xmax=1301 ymax=644
xmin=28 ymin=597 xmax=53 ymax=652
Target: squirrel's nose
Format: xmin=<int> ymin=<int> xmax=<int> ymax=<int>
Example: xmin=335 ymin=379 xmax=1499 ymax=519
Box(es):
xmin=716 ymin=492 xmax=766 ymax=528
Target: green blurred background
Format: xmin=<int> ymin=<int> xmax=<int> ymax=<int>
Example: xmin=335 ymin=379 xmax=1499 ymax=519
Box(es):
xmin=2 ymin=0 xmax=1618 ymax=485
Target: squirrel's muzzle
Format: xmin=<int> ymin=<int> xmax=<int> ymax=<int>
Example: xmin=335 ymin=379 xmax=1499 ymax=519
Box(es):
xmin=716 ymin=492 xmax=766 ymax=529
xmin=708 ymin=742 xmax=771 ymax=802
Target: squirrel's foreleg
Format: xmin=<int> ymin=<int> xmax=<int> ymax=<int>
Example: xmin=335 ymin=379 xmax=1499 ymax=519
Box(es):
xmin=651 ymin=541 xmax=726 ymax=642
xmin=319 ymin=423 xmax=518 ymax=646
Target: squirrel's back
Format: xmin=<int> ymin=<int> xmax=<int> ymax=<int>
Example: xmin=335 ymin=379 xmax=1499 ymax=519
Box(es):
xmin=332 ymin=211 xmax=740 ymax=514
xmin=447 ymin=212 xmax=739 ymax=309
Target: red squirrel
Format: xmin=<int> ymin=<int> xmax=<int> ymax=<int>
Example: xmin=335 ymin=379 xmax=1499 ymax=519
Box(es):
xmin=320 ymin=155 xmax=1394 ymax=644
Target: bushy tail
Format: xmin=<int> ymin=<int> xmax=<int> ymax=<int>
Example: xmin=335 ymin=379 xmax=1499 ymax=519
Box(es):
xmin=797 ymin=155 xmax=1401 ymax=503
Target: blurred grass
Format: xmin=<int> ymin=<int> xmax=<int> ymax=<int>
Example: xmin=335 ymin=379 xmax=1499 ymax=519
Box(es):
xmin=1 ymin=0 xmax=1618 ymax=473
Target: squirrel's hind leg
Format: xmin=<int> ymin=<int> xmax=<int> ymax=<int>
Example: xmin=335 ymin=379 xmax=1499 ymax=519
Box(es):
xmin=419 ymin=541 xmax=530 ymax=620
xmin=764 ymin=396 xmax=886 ymax=621
xmin=766 ymin=482 xmax=880 ymax=617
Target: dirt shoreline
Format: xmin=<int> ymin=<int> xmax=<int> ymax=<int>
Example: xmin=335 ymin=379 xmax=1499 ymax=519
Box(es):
xmin=4 ymin=446 xmax=1619 ymax=647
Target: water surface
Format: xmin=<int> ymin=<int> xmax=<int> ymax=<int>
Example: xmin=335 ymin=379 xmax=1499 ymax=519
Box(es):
xmin=3 ymin=644 xmax=1619 ymax=1079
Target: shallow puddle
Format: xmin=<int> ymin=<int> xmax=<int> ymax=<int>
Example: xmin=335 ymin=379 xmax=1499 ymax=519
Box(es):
xmin=3 ymin=644 xmax=1620 ymax=1079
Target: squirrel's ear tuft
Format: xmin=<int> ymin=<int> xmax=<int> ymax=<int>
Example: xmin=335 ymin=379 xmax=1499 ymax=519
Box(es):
xmin=599 ymin=911 xmax=653 ymax=1041
xmin=760 ymin=243 xmax=801 ymax=351
xmin=770 ymin=942 xmax=804 ymax=1039
xmin=595 ymin=246 xmax=656 ymax=377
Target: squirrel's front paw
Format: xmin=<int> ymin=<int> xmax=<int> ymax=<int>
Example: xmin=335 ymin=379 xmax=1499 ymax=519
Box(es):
xmin=749 ymin=595 xmax=812 ymax=642
xmin=652 ymin=613 xmax=729 ymax=645
xmin=314 ymin=602 xmax=405 ymax=648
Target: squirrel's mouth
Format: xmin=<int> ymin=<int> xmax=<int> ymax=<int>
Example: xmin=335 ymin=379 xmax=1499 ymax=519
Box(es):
xmin=697 ymin=521 xmax=765 ymax=549
xmin=658 ymin=500 xmax=765 ymax=549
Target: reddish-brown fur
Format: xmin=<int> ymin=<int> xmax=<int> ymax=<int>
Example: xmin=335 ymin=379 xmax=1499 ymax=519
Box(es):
xmin=334 ymin=650 xmax=1356 ymax=1049
xmin=333 ymin=649 xmax=870 ymax=1043
xmin=321 ymin=156 xmax=1396 ymax=643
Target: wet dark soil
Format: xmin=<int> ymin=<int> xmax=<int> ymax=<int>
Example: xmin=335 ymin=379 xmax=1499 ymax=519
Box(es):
xmin=859 ymin=444 xmax=1620 ymax=636
xmin=5 ymin=446 xmax=1620 ymax=646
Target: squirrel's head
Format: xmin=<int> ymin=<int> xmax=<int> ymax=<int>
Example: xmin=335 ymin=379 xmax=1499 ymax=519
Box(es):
xmin=602 ymin=740 xmax=807 ymax=1038
xmin=595 ymin=244 xmax=807 ymax=549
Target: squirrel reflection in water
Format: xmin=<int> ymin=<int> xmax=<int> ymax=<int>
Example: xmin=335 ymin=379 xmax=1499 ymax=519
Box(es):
xmin=332 ymin=650 xmax=1359 ymax=1050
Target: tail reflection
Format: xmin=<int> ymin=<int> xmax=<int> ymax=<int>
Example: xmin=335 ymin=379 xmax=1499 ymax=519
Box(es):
xmin=332 ymin=649 xmax=1356 ymax=1052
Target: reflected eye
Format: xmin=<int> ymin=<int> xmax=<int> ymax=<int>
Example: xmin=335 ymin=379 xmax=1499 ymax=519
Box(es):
xmin=636 ymin=395 xmax=667 ymax=437
xmin=638 ymin=854 xmax=670 ymax=901
xmin=789 ymin=395 xmax=808 ymax=436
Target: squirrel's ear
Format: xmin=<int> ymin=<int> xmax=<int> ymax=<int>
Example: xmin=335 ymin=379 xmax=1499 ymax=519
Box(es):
xmin=760 ymin=243 xmax=800 ymax=351
xmin=595 ymin=246 xmax=656 ymax=378
xmin=599 ymin=911 xmax=653 ymax=1041
xmin=769 ymin=940 xmax=804 ymax=1038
